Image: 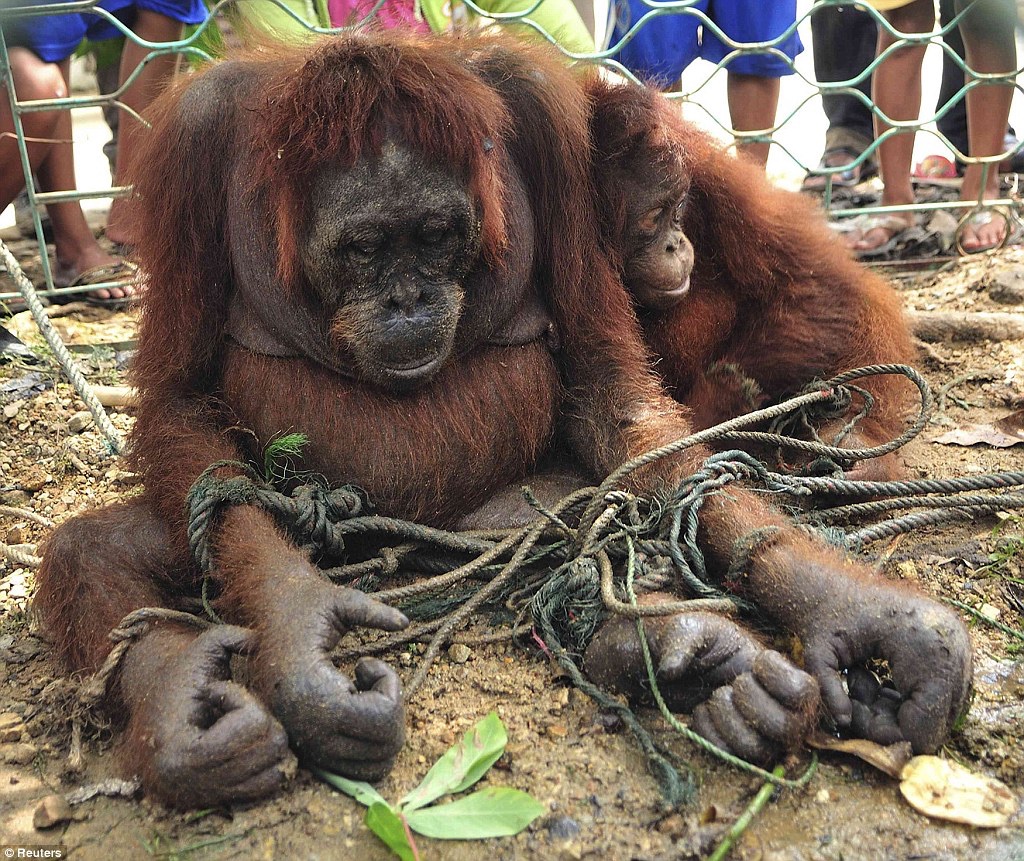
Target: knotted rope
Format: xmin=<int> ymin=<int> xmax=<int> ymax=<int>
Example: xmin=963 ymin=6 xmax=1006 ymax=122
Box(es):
xmin=87 ymin=365 xmax=1024 ymax=806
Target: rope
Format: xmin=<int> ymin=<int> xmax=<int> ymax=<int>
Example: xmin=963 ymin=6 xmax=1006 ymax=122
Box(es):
xmin=89 ymin=364 xmax=1022 ymax=805
xmin=0 ymin=238 xmax=123 ymax=453
xmin=2 ymin=542 xmax=40 ymax=568
xmin=78 ymin=607 xmax=211 ymax=710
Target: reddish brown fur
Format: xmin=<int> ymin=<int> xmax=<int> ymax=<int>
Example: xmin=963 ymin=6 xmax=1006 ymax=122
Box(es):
xmin=33 ymin=33 xmax=704 ymax=802
xmin=588 ymin=77 xmax=916 ymax=473
xmin=33 ymin=39 xmax=971 ymax=803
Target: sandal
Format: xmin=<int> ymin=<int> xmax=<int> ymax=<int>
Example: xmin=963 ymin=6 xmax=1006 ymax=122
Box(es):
xmin=833 ymin=213 xmax=922 ymax=259
xmin=802 ymin=147 xmax=877 ymax=193
xmin=956 ymin=207 xmax=1012 ymax=255
xmin=51 ymin=260 xmax=140 ymax=310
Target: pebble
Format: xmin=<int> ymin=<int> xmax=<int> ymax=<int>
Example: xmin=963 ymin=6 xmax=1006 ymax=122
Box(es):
xmin=989 ymin=267 xmax=1024 ymax=305
xmin=67 ymin=411 xmax=94 ymax=433
xmin=19 ymin=467 xmax=49 ymax=492
xmin=0 ymin=712 xmax=25 ymax=743
xmin=544 ymin=814 xmax=581 ymax=841
xmin=979 ymin=603 xmax=1001 ymax=621
xmin=2 ymin=742 xmax=38 ymax=764
xmin=33 ymin=794 xmax=73 ymax=830
xmin=448 ymin=644 xmax=472 ymax=664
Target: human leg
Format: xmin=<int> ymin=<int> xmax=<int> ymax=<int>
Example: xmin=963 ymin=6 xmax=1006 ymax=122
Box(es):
xmin=703 ymin=0 xmax=801 ymax=167
xmin=36 ymin=59 xmax=135 ymax=302
xmin=936 ymin=0 xmax=969 ymax=157
xmin=0 ymin=49 xmax=64 ymax=210
xmin=955 ymin=0 xmax=1016 ymax=251
xmin=726 ymin=72 xmax=780 ymax=167
xmin=804 ymin=2 xmax=878 ymax=189
xmin=852 ymin=0 xmax=934 ymax=253
xmin=105 ymin=9 xmax=186 ymax=245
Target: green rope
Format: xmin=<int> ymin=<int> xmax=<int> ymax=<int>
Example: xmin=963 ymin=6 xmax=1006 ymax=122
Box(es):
xmin=178 ymin=365 xmax=1024 ymax=808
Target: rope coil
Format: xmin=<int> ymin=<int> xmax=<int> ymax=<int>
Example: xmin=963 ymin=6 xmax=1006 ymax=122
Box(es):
xmin=79 ymin=365 xmax=1024 ymax=805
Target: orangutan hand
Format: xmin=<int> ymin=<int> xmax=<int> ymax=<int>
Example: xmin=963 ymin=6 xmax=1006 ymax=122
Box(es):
xmin=126 ymin=625 xmax=293 ymax=808
xmin=254 ymin=577 xmax=408 ymax=780
xmin=585 ymin=609 xmax=819 ymax=765
xmin=796 ymin=579 xmax=972 ymax=753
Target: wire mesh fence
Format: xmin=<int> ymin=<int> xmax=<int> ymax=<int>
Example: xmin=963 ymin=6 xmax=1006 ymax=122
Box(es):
xmin=1 ymin=0 xmax=1022 ymax=309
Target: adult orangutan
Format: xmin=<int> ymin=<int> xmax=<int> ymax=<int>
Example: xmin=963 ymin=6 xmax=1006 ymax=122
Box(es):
xmin=34 ymin=33 xmax=968 ymax=810
xmin=586 ymin=75 xmax=916 ymax=481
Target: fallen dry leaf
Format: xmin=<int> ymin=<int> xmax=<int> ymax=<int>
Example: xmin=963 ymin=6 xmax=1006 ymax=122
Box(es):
xmin=932 ymin=421 xmax=1024 ymax=448
xmin=807 ymin=731 xmax=913 ymax=779
xmin=899 ymin=755 xmax=1018 ymax=828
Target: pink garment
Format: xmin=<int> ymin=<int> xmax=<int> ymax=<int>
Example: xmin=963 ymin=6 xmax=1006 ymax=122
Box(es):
xmin=328 ymin=0 xmax=429 ymax=31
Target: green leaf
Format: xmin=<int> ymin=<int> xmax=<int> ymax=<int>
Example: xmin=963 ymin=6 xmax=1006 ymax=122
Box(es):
xmin=400 ymin=711 xmax=507 ymax=812
xmin=366 ymin=802 xmax=417 ymax=861
xmin=405 ymin=787 xmax=546 ymax=840
xmin=314 ymin=769 xmax=389 ymax=808
xmin=262 ymin=432 xmax=309 ymax=482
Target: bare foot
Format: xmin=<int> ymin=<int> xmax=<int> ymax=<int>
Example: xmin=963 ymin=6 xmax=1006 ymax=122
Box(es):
xmin=54 ymin=245 xmax=137 ymax=304
xmin=959 ymin=209 xmax=1008 ymax=254
xmin=844 ymin=213 xmax=916 ymax=255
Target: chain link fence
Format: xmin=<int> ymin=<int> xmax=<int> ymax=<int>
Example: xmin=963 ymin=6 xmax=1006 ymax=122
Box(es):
xmin=1 ymin=0 xmax=1022 ymax=310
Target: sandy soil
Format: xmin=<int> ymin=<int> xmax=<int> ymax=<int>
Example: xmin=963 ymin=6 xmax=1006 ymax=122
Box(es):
xmin=1 ymin=236 xmax=1024 ymax=860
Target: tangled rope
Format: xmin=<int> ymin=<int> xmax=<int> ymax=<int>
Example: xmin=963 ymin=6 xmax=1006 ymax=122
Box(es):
xmin=86 ymin=365 xmax=1024 ymax=806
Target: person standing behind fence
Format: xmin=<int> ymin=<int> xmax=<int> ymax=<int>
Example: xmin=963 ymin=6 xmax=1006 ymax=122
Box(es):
xmin=851 ymin=0 xmax=1017 ymax=255
xmin=607 ymin=0 xmax=802 ymax=168
xmin=2 ymin=0 xmax=205 ymax=298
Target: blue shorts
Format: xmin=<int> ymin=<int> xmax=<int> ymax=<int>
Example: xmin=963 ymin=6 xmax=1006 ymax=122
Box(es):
xmin=7 ymin=0 xmax=208 ymax=63
xmin=611 ymin=0 xmax=803 ymax=85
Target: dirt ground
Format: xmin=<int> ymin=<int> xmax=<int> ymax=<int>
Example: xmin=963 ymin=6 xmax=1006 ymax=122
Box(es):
xmin=1 ymin=235 xmax=1024 ymax=860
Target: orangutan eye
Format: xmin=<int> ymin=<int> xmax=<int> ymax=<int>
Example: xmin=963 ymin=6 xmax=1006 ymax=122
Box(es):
xmin=344 ymin=241 xmax=377 ymax=262
xmin=639 ymin=207 xmax=664 ymax=234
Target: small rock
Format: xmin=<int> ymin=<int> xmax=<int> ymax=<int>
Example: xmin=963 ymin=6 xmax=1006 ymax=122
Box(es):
xmin=3 ymin=742 xmax=38 ymax=764
xmin=1 ymin=490 xmax=31 ymax=506
xmin=546 ymin=723 xmax=568 ymax=738
xmin=0 ymin=712 xmax=25 ymax=743
xmin=815 ymin=788 xmax=831 ymax=803
xmin=398 ymin=651 xmax=413 ymax=667
xmin=5 ymin=526 xmax=24 ymax=545
xmin=67 ymin=411 xmax=94 ymax=433
xmin=544 ymin=814 xmax=581 ymax=841
xmin=33 ymin=794 xmax=73 ymax=830
xmin=989 ymin=268 xmax=1024 ymax=305
xmin=19 ymin=466 xmax=49 ymax=493
xmin=895 ymin=560 xmax=919 ymax=581
xmin=979 ymin=603 xmax=1001 ymax=621
xmin=447 ymin=643 xmax=472 ymax=664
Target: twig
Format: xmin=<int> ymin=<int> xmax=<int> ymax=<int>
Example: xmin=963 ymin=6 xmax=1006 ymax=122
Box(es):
xmin=707 ymin=765 xmax=785 ymax=861
xmin=944 ymin=597 xmax=1024 ymax=642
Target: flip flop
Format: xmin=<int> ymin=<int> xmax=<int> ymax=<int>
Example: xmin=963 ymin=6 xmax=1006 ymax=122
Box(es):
xmin=802 ymin=147 xmax=878 ymax=193
xmin=956 ymin=207 xmax=1012 ymax=255
xmin=834 ymin=213 xmax=923 ymax=260
xmin=51 ymin=260 xmax=140 ymax=310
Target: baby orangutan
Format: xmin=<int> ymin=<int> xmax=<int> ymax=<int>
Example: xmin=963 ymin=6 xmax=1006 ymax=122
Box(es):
xmin=587 ymin=75 xmax=917 ymax=481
